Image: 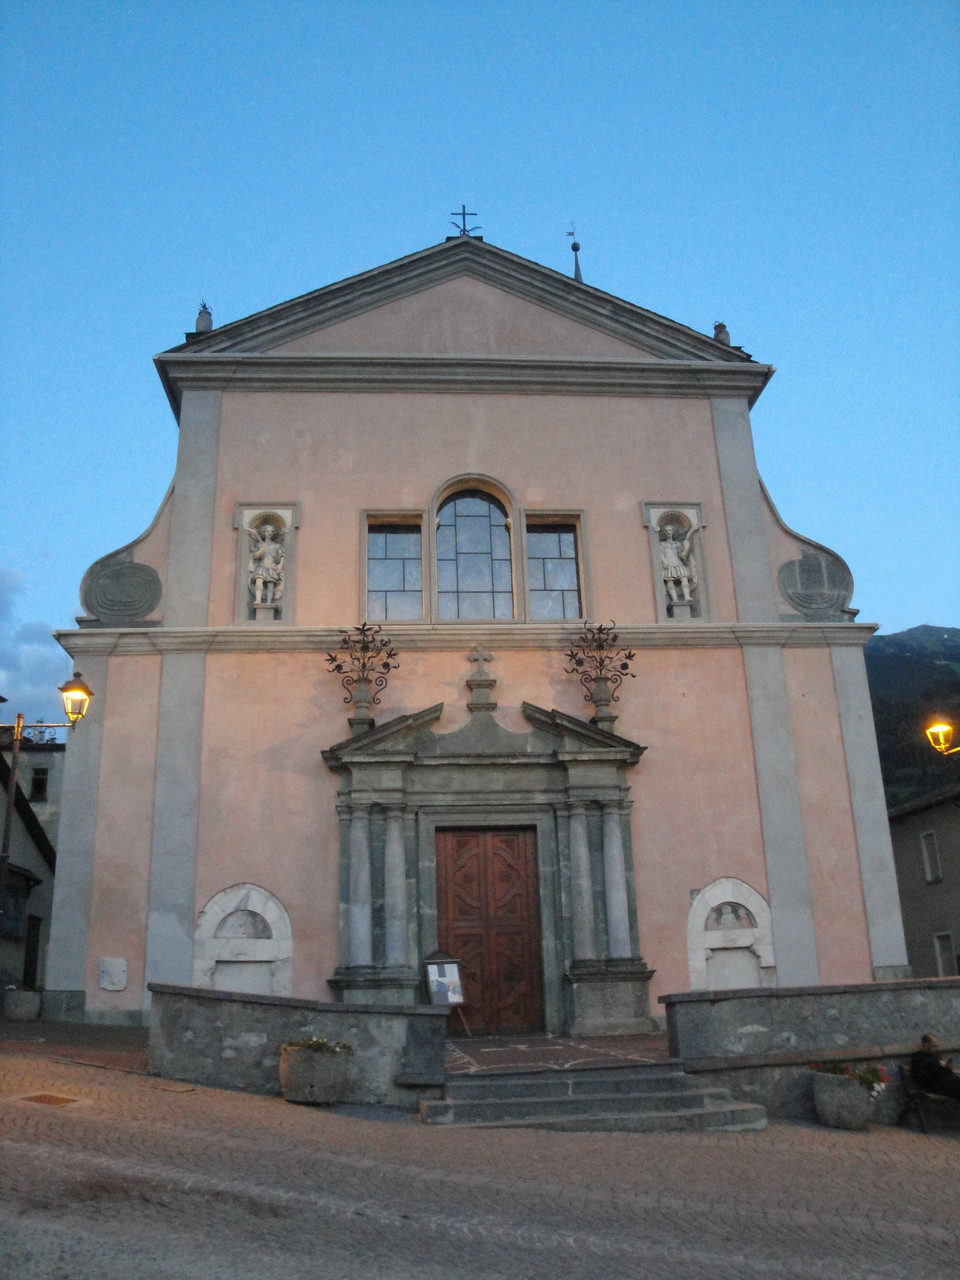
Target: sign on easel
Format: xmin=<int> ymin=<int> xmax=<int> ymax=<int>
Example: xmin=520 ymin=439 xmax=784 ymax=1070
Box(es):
xmin=424 ymin=953 xmax=471 ymax=1036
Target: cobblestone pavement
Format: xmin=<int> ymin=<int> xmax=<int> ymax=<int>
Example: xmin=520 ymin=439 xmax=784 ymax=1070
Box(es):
xmin=1 ymin=1050 xmax=957 ymax=1280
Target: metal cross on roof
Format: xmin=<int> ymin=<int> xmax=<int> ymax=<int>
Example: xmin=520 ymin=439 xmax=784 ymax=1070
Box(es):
xmin=450 ymin=205 xmax=481 ymax=236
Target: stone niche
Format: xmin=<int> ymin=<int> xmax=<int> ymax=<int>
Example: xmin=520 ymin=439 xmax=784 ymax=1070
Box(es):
xmin=234 ymin=502 xmax=300 ymax=623
xmin=642 ymin=502 xmax=707 ymax=621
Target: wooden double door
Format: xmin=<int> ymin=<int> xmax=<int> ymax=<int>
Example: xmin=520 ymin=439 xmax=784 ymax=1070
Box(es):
xmin=436 ymin=828 xmax=544 ymax=1035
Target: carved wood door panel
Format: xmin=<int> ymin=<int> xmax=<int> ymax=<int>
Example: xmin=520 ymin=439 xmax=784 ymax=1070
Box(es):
xmin=435 ymin=829 xmax=544 ymax=1034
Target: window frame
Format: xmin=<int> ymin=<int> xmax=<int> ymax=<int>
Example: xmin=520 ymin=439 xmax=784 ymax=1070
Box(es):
xmin=920 ymin=829 xmax=943 ymax=884
xmin=933 ymin=932 xmax=958 ymax=977
xmin=361 ymin=510 xmax=428 ymax=622
xmin=524 ymin=514 xmax=587 ymax=622
xmin=362 ymin=481 xmax=590 ymax=624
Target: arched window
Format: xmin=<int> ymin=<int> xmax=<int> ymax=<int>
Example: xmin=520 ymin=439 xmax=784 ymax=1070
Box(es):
xmin=436 ymin=490 xmax=514 ymax=619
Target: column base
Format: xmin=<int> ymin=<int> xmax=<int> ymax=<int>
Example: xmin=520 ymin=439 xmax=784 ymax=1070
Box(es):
xmin=327 ymin=966 xmax=421 ymax=1005
xmin=565 ymin=959 xmax=657 ymax=1036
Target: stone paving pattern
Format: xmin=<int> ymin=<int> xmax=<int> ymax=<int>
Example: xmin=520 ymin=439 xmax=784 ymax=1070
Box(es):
xmin=1 ymin=1020 xmax=958 ymax=1279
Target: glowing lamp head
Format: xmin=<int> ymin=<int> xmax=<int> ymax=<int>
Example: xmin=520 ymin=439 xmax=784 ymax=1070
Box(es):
xmin=925 ymin=721 xmax=955 ymax=754
xmin=59 ymin=673 xmax=94 ymax=725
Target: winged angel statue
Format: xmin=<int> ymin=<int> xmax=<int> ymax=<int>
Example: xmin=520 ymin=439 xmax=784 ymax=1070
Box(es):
xmin=248 ymin=523 xmax=285 ymax=608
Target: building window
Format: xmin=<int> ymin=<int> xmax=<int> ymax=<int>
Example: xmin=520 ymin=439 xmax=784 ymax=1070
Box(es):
xmin=933 ymin=932 xmax=958 ymax=977
xmin=920 ymin=830 xmax=942 ymax=883
xmin=437 ymin=491 xmax=513 ymax=620
xmin=526 ymin=524 xmax=582 ymax=619
xmin=29 ymin=768 xmax=49 ymax=803
xmin=367 ymin=524 xmax=423 ymax=620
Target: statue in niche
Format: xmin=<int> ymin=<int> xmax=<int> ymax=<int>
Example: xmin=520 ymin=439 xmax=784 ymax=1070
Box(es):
xmin=657 ymin=517 xmax=698 ymax=608
xmin=248 ymin=520 xmax=285 ymax=610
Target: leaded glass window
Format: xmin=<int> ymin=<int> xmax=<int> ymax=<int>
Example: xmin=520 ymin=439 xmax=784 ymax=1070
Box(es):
xmin=437 ymin=491 xmax=513 ymax=619
xmin=526 ymin=524 xmax=582 ymax=619
xmin=367 ymin=524 xmax=423 ymax=620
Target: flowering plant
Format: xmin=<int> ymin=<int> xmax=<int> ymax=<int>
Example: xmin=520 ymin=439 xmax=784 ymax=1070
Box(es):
xmin=810 ymin=1061 xmax=890 ymax=1098
xmin=283 ymin=1037 xmax=353 ymax=1055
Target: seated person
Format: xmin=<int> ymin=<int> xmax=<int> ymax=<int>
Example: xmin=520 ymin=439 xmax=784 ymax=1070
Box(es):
xmin=910 ymin=1033 xmax=960 ymax=1100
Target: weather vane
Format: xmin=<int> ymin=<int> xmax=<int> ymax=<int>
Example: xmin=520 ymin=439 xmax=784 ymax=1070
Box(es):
xmin=450 ymin=205 xmax=482 ymax=236
xmin=567 ymin=224 xmax=583 ymax=284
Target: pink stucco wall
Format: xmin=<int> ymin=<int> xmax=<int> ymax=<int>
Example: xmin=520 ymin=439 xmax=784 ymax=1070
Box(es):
xmin=783 ymin=648 xmax=873 ymax=984
xmin=84 ymin=655 xmax=161 ymax=1013
xmin=626 ymin=648 xmax=769 ymax=1002
xmin=271 ymin=276 xmax=660 ymax=359
xmin=194 ymin=653 xmax=342 ymax=997
xmin=206 ymin=390 xmax=739 ymax=629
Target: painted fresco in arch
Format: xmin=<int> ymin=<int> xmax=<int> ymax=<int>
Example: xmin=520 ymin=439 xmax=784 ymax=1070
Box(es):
xmin=704 ymin=902 xmax=756 ymax=931
xmin=214 ymin=909 xmax=273 ymax=939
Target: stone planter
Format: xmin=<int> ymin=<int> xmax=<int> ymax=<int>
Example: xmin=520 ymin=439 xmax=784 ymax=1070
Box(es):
xmin=812 ymin=1071 xmax=873 ymax=1130
xmin=3 ymin=989 xmax=42 ymax=1021
xmin=278 ymin=1045 xmax=354 ymax=1105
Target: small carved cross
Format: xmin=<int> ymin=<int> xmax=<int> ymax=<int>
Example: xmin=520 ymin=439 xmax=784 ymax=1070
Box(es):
xmin=468 ymin=645 xmax=494 ymax=678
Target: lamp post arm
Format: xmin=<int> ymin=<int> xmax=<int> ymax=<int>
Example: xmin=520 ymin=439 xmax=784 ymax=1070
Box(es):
xmin=0 ymin=713 xmax=24 ymax=929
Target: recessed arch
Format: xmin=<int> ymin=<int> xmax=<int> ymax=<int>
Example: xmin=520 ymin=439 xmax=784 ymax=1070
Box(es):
xmin=687 ymin=877 xmax=776 ymax=991
xmin=193 ymin=883 xmax=293 ymax=996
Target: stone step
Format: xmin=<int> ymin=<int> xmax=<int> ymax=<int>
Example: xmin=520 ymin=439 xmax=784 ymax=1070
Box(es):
xmin=424 ymin=1061 xmax=767 ymax=1132
xmin=422 ymin=1086 xmax=734 ymax=1125
xmin=450 ymin=1101 xmax=768 ymax=1133
xmin=447 ymin=1065 xmax=694 ymax=1103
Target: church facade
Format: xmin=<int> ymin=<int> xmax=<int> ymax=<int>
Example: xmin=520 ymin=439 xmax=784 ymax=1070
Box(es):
xmin=45 ymin=236 xmax=909 ymax=1028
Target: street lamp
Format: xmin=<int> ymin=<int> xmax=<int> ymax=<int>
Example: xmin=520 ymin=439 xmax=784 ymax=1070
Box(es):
xmin=925 ymin=720 xmax=960 ymax=756
xmin=0 ymin=674 xmax=94 ymax=929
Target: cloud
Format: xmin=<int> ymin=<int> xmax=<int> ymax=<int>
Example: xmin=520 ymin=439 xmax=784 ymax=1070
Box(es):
xmin=0 ymin=569 xmax=24 ymax=623
xmin=0 ymin=577 xmax=70 ymax=728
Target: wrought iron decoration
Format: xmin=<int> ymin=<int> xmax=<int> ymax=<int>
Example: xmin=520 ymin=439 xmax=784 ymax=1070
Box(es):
xmin=324 ymin=622 xmax=400 ymax=705
xmin=564 ymin=621 xmax=637 ymax=704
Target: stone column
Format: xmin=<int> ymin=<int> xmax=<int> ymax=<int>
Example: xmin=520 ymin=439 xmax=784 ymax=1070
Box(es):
xmin=348 ymin=805 xmax=373 ymax=967
xmin=602 ymin=804 xmax=632 ymax=959
xmin=831 ymin=645 xmax=910 ymax=978
xmin=568 ymin=805 xmax=597 ymax=960
xmin=383 ymin=806 xmax=407 ymax=968
xmin=43 ymin=653 xmax=108 ymax=1020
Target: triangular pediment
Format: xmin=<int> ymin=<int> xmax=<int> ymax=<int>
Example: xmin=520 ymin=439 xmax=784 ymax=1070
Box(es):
xmin=162 ymin=238 xmax=755 ymax=366
xmin=322 ymin=700 xmax=643 ymax=767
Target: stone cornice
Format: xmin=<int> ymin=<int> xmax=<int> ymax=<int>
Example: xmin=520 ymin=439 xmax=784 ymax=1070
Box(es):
xmin=155 ymin=353 xmax=774 ymax=410
xmin=55 ymin=621 xmax=878 ymax=658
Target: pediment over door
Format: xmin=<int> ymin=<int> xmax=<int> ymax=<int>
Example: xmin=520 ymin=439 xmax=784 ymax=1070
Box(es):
xmin=321 ymin=702 xmax=645 ymax=771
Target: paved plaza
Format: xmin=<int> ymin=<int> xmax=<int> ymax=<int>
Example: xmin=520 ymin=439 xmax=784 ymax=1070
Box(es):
xmin=1 ymin=1025 xmax=957 ymax=1279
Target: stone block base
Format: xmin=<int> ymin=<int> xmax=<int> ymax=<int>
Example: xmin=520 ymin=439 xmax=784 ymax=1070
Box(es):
xmin=566 ymin=958 xmax=657 ymax=1036
xmin=327 ymin=965 xmax=421 ymax=1006
xmin=40 ymin=990 xmax=86 ymax=1022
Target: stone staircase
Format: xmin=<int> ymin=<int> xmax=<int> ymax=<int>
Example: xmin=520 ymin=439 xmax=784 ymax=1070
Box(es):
xmin=420 ymin=1061 xmax=767 ymax=1132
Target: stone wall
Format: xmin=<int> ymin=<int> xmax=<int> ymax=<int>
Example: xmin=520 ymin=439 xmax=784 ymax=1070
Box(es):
xmin=148 ymin=983 xmax=447 ymax=1106
xmin=660 ymin=976 xmax=960 ymax=1059
xmin=681 ymin=1041 xmax=960 ymax=1126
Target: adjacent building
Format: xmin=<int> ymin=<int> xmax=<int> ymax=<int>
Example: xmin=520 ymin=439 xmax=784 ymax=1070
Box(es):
xmin=889 ymin=783 xmax=960 ymax=978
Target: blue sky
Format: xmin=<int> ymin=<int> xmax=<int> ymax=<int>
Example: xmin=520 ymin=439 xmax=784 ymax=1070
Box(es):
xmin=2 ymin=0 xmax=958 ymax=724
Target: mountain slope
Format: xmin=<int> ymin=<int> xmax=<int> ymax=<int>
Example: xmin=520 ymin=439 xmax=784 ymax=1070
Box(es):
xmin=864 ymin=625 xmax=960 ymax=807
